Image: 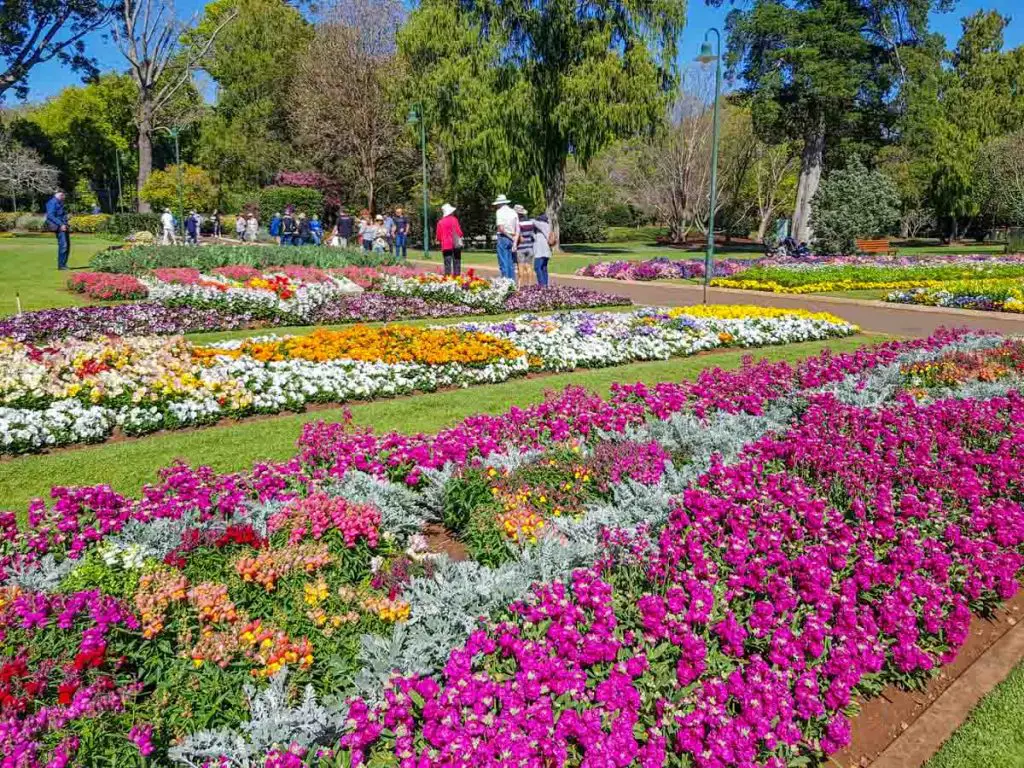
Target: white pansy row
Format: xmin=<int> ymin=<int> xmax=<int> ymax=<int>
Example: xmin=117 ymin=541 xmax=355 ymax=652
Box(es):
xmin=141 ymin=273 xmax=363 ymax=321
xmin=375 ymin=274 xmax=516 ymax=310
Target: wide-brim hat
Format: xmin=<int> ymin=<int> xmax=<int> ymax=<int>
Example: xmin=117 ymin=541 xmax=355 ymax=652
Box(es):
xmin=375 ymin=214 xmax=384 ymax=220
xmin=492 ymin=194 xmax=511 ymax=206
xmin=441 ymin=203 xmax=456 ymax=217
xmin=513 ymin=204 xmax=527 ymax=215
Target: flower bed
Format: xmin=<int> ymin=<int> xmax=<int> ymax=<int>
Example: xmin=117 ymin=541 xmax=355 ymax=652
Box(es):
xmin=3 ymin=329 xmax=1019 ymax=767
xmin=88 ymin=244 xmax=401 ymax=274
xmin=577 ymin=257 xmax=749 ymax=281
xmin=0 ymin=307 xmax=855 ymax=454
xmin=140 ymin=270 xmax=364 ymax=323
xmin=66 ymin=272 xmax=148 ymax=300
xmin=886 ymin=280 xmax=1024 ymax=313
xmin=712 ymin=263 xmax=1024 ymax=294
xmin=376 ymin=270 xmax=516 ymax=311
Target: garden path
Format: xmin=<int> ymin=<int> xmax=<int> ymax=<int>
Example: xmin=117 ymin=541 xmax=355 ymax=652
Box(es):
xmin=417 ymin=259 xmax=1024 ymax=337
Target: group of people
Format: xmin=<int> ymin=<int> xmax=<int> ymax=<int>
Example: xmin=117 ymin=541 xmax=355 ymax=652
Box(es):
xmin=267 ymin=209 xmax=326 ymax=246
xmin=433 ymin=195 xmax=553 ymax=286
xmin=492 ymin=194 xmax=553 ymax=287
xmin=331 ymin=208 xmax=410 ymax=257
xmin=161 ymin=208 xmax=209 ymax=246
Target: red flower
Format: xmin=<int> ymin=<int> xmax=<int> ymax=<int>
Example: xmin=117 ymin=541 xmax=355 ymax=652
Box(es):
xmin=58 ymin=680 xmax=80 ymax=705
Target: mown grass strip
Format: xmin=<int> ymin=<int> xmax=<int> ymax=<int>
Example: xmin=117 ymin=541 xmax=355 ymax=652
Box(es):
xmin=0 ymin=335 xmax=876 ymax=517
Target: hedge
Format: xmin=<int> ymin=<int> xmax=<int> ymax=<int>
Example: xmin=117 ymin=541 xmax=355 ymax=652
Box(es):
xmin=68 ymin=214 xmax=111 ymax=233
xmin=89 ymin=244 xmax=400 ymax=273
xmin=258 ymin=186 xmax=324 ymax=216
xmin=98 ymin=213 xmax=163 ymax=237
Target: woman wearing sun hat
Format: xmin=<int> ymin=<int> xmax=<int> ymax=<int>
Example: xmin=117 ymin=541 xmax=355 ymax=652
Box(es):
xmin=436 ymin=202 xmax=464 ymax=276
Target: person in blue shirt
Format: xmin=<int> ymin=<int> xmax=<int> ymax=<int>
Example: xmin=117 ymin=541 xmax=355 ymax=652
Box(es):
xmin=309 ymin=215 xmax=323 ymax=246
xmin=269 ymin=212 xmax=282 ymax=244
xmin=185 ymin=210 xmax=200 ymax=245
xmin=45 ymin=190 xmax=70 ymax=270
xmin=393 ymin=207 xmax=409 ymax=260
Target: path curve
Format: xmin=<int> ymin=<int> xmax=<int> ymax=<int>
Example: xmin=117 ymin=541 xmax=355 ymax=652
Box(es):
xmin=415 ymin=259 xmax=1024 ymax=336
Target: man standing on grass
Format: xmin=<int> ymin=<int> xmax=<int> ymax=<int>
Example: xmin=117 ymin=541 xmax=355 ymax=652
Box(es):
xmin=393 ymin=207 xmax=409 ymax=260
xmin=45 ymin=189 xmax=70 ymax=270
xmin=493 ymin=194 xmax=519 ymax=279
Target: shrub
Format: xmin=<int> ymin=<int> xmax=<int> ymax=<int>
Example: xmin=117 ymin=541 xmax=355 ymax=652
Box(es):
xmin=0 ymin=212 xmax=22 ymax=231
xmin=98 ymin=213 xmax=163 ymax=237
xmin=810 ymin=156 xmax=900 ymax=255
xmin=258 ymin=185 xmax=323 ymax=216
xmin=88 ymin=244 xmax=399 ymax=273
xmin=69 ymin=214 xmax=111 ymax=233
xmin=15 ymin=213 xmax=46 ymax=232
xmin=140 ymin=164 xmax=219 ymax=213
xmin=558 ymin=198 xmax=607 ymax=244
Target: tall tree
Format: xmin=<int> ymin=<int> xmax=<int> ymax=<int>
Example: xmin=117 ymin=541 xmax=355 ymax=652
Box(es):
xmin=289 ymin=0 xmax=409 ymax=212
xmin=19 ymin=73 xmax=138 ymax=208
xmin=189 ymin=0 xmax=311 ymax=189
xmin=716 ymin=0 xmax=951 ymax=242
xmin=401 ymin=0 xmax=684 ymax=243
xmin=921 ymin=11 xmax=1024 ymax=239
xmin=0 ymin=0 xmax=115 ymax=102
xmin=113 ymin=0 xmax=234 ymax=211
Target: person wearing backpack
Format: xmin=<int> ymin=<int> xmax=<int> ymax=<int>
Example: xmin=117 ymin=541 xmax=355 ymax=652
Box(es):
xmin=435 ymin=202 xmax=463 ymax=276
xmin=532 ymin=213 xmax=554 ymax=287
xmin=281 ymin=208 xmax=297 ymax=246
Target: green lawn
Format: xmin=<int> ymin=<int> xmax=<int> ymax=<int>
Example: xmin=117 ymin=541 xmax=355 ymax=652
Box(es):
xmin=0 ymin=334 xmax=877 ymax=517
xmin=925 ymin=659 xmax=1024 ymax=768
xmin=0 ymin=234 xmax=111 ymax=315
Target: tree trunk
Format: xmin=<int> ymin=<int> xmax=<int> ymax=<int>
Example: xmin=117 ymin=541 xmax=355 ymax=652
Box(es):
xmin=791 ymin=117 xmax=825 ymax=243
xmin=756 ymin=211 xmax=771 ymax=243
xmin=137 ymin=97 xmax=154 ymax=213
xmin=544 ymin=158 xmax=567 ymax=250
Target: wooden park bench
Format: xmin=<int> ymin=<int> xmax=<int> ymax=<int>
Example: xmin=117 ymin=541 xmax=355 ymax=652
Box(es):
xmin=855 ymin=238 xmax=898 ymax=257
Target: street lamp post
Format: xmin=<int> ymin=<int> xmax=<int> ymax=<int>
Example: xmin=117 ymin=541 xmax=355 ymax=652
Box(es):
xmin=157 ymin=126 xmax=184 ymax=239
xmin=407 ymin=104 xmax=430 ymax=259
xmin=696 ymin=28 xmax=723 ymax=305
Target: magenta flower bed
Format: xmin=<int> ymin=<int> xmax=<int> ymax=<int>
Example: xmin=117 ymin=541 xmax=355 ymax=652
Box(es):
xmin=66 ymin=272 xmax=148 ymax=300
xmin=334 ymin=391 xmax=1024 ymax=767
xmin=577 ymin=258 xmax=749 ymax=281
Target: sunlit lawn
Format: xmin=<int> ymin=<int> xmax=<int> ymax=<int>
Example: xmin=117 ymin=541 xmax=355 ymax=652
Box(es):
xmin=0 ymin=234 xmax=110 ymax=315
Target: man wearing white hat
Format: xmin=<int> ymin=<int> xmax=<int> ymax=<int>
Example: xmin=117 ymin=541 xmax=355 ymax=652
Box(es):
xmin=493 ymin=194 xmax=519 ymax=280
xmin=436 ymin=202 xmax=463 ymax=276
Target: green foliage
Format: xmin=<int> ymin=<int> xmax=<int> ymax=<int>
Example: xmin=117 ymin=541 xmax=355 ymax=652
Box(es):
xmin=98 ymin=212 xmax=163 ymax=237
xmin=68 ymin=214 xmax=111 ymax=233
xmin=464 ymin=505 xmax=515 ymax=566
xmin=400 ymin=0 xmax=685 ymax=226
xmin=0 ymin=0 xmax=112 ymax=101
xmin=559 ymin=199 xmax=607 ymax=244
xmin=89 ymin=244 xmax=399 ymax=273
xmin=0 ymin=211 xmax=22 ymax=231
xmin=259 ymin=186 xmax=324 ymax=216
xmin=441 ymin=471 xmax=493 ymax=535
xmin=975 ymin=131 xmax=1024 ymax=227
xmin=190 ymin=0 xmax=312 ymax=188
xmin=140 ymin=164 xmax=220 ymax=213
xmin=15 ymin=213 xmax=46 ymax=231
xmin=58 ymin=551 xmax=143 ymax=599
xmin=11 ymin=73 xmax=138 ymax=210
xmin=810 ymin=157 xmax=900 ymax=255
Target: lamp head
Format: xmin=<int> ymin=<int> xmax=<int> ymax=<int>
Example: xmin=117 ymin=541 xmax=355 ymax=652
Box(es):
xmin=696 ymin=41 xmax=717 ymax=64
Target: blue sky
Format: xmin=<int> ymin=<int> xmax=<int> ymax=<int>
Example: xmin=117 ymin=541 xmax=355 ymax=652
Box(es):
xmin=19 ymin=0 xmax=1024 ymax=103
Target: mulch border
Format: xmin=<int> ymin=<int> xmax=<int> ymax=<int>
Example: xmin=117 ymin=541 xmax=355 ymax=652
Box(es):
xmin=836 ymin=591 xmax=1024 ymax=767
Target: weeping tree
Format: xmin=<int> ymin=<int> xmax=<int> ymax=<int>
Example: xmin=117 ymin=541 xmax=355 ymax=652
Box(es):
xmin=400 ymin=0 xmax=685 ymax=244
xmin=715 ymin=0 xmax=951 ymax=242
